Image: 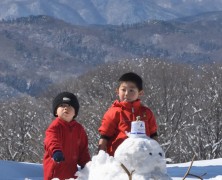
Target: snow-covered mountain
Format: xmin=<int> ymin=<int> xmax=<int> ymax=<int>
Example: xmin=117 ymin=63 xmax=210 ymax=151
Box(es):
xmin=1 ymin=1 xmax=222 ymax=99
xmin=1 ymin=0 xmax=222 ymax=25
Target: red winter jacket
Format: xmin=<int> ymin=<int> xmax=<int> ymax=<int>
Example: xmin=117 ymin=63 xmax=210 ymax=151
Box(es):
xmin=98 ymin=99 xmax=158 ymax=156
xmin=43 ymin=117 xmax=90 ymax=180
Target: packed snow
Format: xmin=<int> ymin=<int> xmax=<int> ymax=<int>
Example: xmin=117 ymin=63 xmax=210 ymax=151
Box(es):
xmin=75 ymin=137 xmax=171 ymax=180
xmin=74 ymin=134 xmax=222 ymax=180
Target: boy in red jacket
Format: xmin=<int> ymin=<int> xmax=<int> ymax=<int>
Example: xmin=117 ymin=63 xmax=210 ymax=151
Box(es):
xmin=43 ymin=92 xmax=90 ymax=180
xmin=98 ymin=72 xmax=158 ymax=156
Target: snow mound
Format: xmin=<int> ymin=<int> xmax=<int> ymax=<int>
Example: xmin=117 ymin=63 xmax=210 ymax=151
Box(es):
xmin=75 ymin=136 xmax=172 ymax=180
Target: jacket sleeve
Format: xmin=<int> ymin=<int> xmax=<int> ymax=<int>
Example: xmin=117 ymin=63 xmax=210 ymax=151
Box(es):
xmin=77 ymin=126 xmax=91 ymax=166
xmin=44 ymin=122 xmax=62 ymax=157
xmin=147 ymin=109 xmax=158 ymax=136
xmin=98 ymin=108 xmax=119 ymax=138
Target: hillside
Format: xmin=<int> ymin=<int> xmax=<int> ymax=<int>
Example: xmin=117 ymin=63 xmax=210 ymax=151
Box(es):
xmin=1 ymin=12 xmax=222 ymax=97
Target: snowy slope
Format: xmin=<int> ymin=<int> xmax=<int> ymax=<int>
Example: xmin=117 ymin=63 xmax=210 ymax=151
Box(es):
xmin=0 ymin=160 xmax=43 ymax=180
xmin=0 ymin=158 xmax=221 ymax=180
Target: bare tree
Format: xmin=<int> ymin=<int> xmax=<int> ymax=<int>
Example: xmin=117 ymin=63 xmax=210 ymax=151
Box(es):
xmin=0 ymin=96 xmax=49 ymax=162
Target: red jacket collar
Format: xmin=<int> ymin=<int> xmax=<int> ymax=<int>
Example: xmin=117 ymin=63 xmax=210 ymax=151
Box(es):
xmin=112 ymin=99 xmax=141 ymax=110
xmin=56 ymin=117 xmax=77 ymax=127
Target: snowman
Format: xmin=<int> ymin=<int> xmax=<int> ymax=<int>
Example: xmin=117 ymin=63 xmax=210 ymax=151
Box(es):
xmin=114 ymin=118 xmax=172 ymax=180
xmin=75 ymin=117 xmax=172 ymax=180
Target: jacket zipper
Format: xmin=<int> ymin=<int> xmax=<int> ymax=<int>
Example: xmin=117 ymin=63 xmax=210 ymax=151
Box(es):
xmin=132 ymin=106 xmax=136 ymax=120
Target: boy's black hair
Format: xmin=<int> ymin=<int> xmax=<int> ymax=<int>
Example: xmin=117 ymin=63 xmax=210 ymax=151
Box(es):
xmin=118 ymin=72 xmax=143 ymax=91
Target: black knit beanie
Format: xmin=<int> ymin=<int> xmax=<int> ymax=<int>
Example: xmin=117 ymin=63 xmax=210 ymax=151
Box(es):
xmin=52 ymin=92 xmax=79 ymax=118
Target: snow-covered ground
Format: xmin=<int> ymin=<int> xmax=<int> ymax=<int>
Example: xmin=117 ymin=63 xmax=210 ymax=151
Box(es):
xmin=1 ymin=157 xmax=221 ymax=180
xmin=167 ymin=158 xmax=222 ymax=180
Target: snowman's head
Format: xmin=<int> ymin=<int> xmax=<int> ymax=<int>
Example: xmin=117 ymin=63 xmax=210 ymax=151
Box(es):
xmin=114 ymin=137 xmax=166 ymax=174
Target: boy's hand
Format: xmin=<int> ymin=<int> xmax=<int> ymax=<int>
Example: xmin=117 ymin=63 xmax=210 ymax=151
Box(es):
xmin=52 ymin=151 xmax=65 ymax=162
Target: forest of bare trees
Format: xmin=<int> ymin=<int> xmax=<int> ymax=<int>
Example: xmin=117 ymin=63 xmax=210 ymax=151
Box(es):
xmin=0 ymin=58 xmax=222 ymax=164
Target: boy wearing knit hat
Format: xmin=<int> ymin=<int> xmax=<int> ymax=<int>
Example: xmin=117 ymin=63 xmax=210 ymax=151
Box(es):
xmin=43 ymin=92 xmax=90 ymax=180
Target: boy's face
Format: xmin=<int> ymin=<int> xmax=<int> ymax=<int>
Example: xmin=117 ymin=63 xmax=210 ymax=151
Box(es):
xmin=56 ymin=103 xmax=75 ymax=122
xmin=117 ymin=81 xmax=143 ymax=102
